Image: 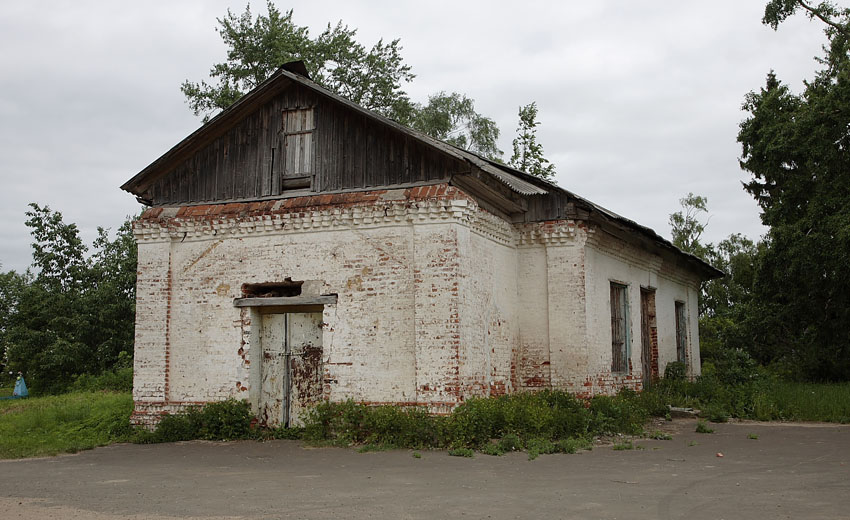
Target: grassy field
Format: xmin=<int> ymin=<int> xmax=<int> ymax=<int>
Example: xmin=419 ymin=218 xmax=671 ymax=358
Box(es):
xmin=0 ymin=391 xmax=133 ymax=459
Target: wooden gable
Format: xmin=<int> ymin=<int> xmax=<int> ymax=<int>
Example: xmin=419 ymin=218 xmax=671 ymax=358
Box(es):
xmin=142 ymin=82 xmax=467 ymax=206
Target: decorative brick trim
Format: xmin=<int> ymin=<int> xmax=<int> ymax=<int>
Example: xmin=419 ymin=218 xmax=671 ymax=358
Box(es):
xmin=134 ymin=184 xmax=516 ymax=246
xmin=516 ymin=220 xmax=585 ymax=246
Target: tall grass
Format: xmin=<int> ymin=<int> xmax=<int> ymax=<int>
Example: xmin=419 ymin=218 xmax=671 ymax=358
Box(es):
xmin=645 ymin=377 xmax=850 ymax=423
xmin=0 ymin=391 xmax=133 ymax=458
xmin=750 ymin=382 xmax=850 ymax=422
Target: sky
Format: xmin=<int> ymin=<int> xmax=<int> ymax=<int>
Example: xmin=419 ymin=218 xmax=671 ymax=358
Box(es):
xmin=0 ymin=1 xmax=830 ymax=272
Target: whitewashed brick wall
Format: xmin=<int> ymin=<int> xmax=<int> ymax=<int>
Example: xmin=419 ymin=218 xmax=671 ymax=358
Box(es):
xmin=131 ymin=184 xmax=705 ymax=425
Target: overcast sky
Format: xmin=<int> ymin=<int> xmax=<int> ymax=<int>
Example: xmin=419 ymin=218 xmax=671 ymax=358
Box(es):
xmin=0 ymin=1 xmax=829 ymax=272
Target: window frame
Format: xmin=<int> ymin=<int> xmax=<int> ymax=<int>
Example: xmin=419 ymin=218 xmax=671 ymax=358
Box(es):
xmin=610 ymin=281 xmax=630 ymax=374
xmin=674 ymin=300 xmax=688 ymax=365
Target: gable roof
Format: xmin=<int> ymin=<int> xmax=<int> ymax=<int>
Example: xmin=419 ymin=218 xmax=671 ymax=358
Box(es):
xmin=121 ymin=63 xmax=545 ymax=198
xmin=121 ymin=62 xmax=722 ymax=280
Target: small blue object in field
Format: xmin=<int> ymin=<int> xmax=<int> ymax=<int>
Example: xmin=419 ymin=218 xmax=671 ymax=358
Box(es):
xmin=2 ymin=375 xmax=28 ymax=400
xmin=13 ymin=376 xmax=28 ymax=398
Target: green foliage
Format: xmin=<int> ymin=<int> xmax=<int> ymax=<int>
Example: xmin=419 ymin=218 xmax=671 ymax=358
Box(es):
xmin=669 ymin=193 xmax=709 ymax=258
xmin=664 ymin=362 xmax=688 ymax=381
xmin=748 ymin=433 xmax=759 ymax=440
xmin=193 ymin=399 xmax=253 ymax=440
xmin=448 ymin=447 xmax=474 ymax=458
xmin=555 ymin=437 xmax=592 ymax=454
xmin=497 ymin=433 xmax=522 ymax=452
xmin=70 ymin=366 xmax=134 ymax=393
xmin=182 ymin=4 xmax=505 ymax=161
xmin=480 ymin=443 xmax=505 ymax=456
xmin=300 ymin=390 xmax=646 ymax=456
xmin=508 ymin=102 xmax=555 ymax=180
xmin=695 ymin=420 xmax=714 ymax=434
xmin=302 ymin=400 xmax=444 ymax=448
xmin=181 ymin=2 xmax=415 ymax=122
xmin=734 ymin=2 xmax=850 ymax=381
xmin=647 ymin=430 xmax=672 ymax=440
xmin=589 ymin=390 xmax=648 ymax=436
xmin=612 ymin=441 xmax=635 ymax=450
xmin=709 ymin=347 xmax=760 ymax=387
xmin=410 ymin=92 xmax=502 ymax=160
xmin=0 ymin=391 xmax=134 ymax=459
xmin=1 ymin=205 xmax=138 ymax=394
xmin=666 ymin=193 xmax=762 ymax=366
xmin=138 ymin=399 xmax=254 ymax=444
xmin=526 ymin=438 xmax=556 ymax=460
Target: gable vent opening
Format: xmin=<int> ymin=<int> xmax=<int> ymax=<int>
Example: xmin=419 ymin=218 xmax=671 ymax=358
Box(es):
xmin=241 ymin=278 xmax=303 ymax=298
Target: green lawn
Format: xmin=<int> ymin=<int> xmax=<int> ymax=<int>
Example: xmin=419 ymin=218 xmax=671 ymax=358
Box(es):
xmin=0 ymin=391 xmax=133 ymax=459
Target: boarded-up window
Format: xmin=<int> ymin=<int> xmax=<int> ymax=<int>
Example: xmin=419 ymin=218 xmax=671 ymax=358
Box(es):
xmin=610 ymin=282 xmax=629 ymax=373
xmin=675 ymin=301 xmax=688 ymax=364
xmin=278 ymin=108 xmax=314 ymax=190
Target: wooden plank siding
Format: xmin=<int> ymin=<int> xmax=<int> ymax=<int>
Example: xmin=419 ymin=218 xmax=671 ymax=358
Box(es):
xmin=146 ymin=84 xmax=465 ymax=206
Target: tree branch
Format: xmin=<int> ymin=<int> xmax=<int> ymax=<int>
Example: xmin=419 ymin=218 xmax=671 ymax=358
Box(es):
xmin=797 ymin=0 xmax=850 ymax=37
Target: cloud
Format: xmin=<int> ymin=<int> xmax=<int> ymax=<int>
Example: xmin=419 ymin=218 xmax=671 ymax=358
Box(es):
xmin=0 ymin=0 xmax=829 ymax=271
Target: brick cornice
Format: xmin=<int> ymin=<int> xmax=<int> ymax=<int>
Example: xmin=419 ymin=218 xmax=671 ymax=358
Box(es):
xmin=133 ymin=184 xmax=516 ymax=246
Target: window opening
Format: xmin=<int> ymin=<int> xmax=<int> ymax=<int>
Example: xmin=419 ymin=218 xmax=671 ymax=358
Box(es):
xmin=610 ymin=282 xmax=630 ymax=373
xmin=242 ymin=278 xmax=303 ymax=298
xmin=280 ymin=107 xmax=314 ymax=190
xmin=675 ymin=301 xmax=688 ymax=364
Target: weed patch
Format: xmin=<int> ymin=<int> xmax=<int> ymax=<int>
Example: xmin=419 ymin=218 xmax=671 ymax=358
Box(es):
xmin=448 ymin=447 xmax=474 ymax=458
xmin=696 ymin=421 xmax=714 ymax=434
xmin=555 ymin=437 xmax=592 ymax=454
xmin=526 ymin=438 xmax=556 ymax=460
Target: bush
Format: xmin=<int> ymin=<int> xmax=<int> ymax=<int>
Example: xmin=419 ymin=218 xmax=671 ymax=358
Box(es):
xmin=555 ymin=437 xmax=592 ymax=454
xmin=139 ymin=398 xmax=253 ymax=444
xmin=589 ymin=390 xmax=648 ymax=435
xmin=70 ymin=367 xmax=133 ymax=393
xmin=664 ymin=362 xmax=688 ymax=381
xmin=300 ymin=390 xmax=649 ymax=452
xmin=192 ymin=399 xmax=253 ymax=440
xmin=711 ymin=347 xmax=760 ymax=386
xmin=448 ymin=447 xmax=474 ymax=458
xmin=497 ymin=433 xmax=521 ymax=452
xmin=302 ymin=400 xmax=445 ymax=448
xmin=695 ymin=420 xmax=714 ymax=434
xmin=526 ymin=438 xmax=556 ymax=460
xmin=480 ymin=443 xmax=505 ymax=456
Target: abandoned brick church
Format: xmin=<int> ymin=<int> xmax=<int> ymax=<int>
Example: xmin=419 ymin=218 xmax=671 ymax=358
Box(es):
xmin=122 ymin=63 xmax=721 ymax=427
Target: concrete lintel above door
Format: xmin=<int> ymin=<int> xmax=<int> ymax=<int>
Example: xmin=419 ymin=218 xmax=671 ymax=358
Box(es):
xmin=233 ymin=295 xmax=338 ymax=307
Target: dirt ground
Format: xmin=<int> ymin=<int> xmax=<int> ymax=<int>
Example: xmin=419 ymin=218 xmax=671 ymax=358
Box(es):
xmin=1 ymin=418 xmax=848 ymax=520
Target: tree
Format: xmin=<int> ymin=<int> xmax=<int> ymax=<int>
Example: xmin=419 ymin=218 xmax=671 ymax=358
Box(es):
xmin=411 ymin=92 xmax=502 ymax=160
xmin=667 ymin=196 xmax=761 ymax=371
xmin=734 ymin=1 xmax=850 ymax=380
xmin=668 ymin=193 xmax=710 ymax=258
xmin=508 ymin=102 xmax=555 ymax=180
xmin=181 ymin=3 xmax=504 ymax=160
xmin=181 ymin=2 xmax=415 ymax=122
xmin=2 ymin=207 xmax=138 ymax=392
